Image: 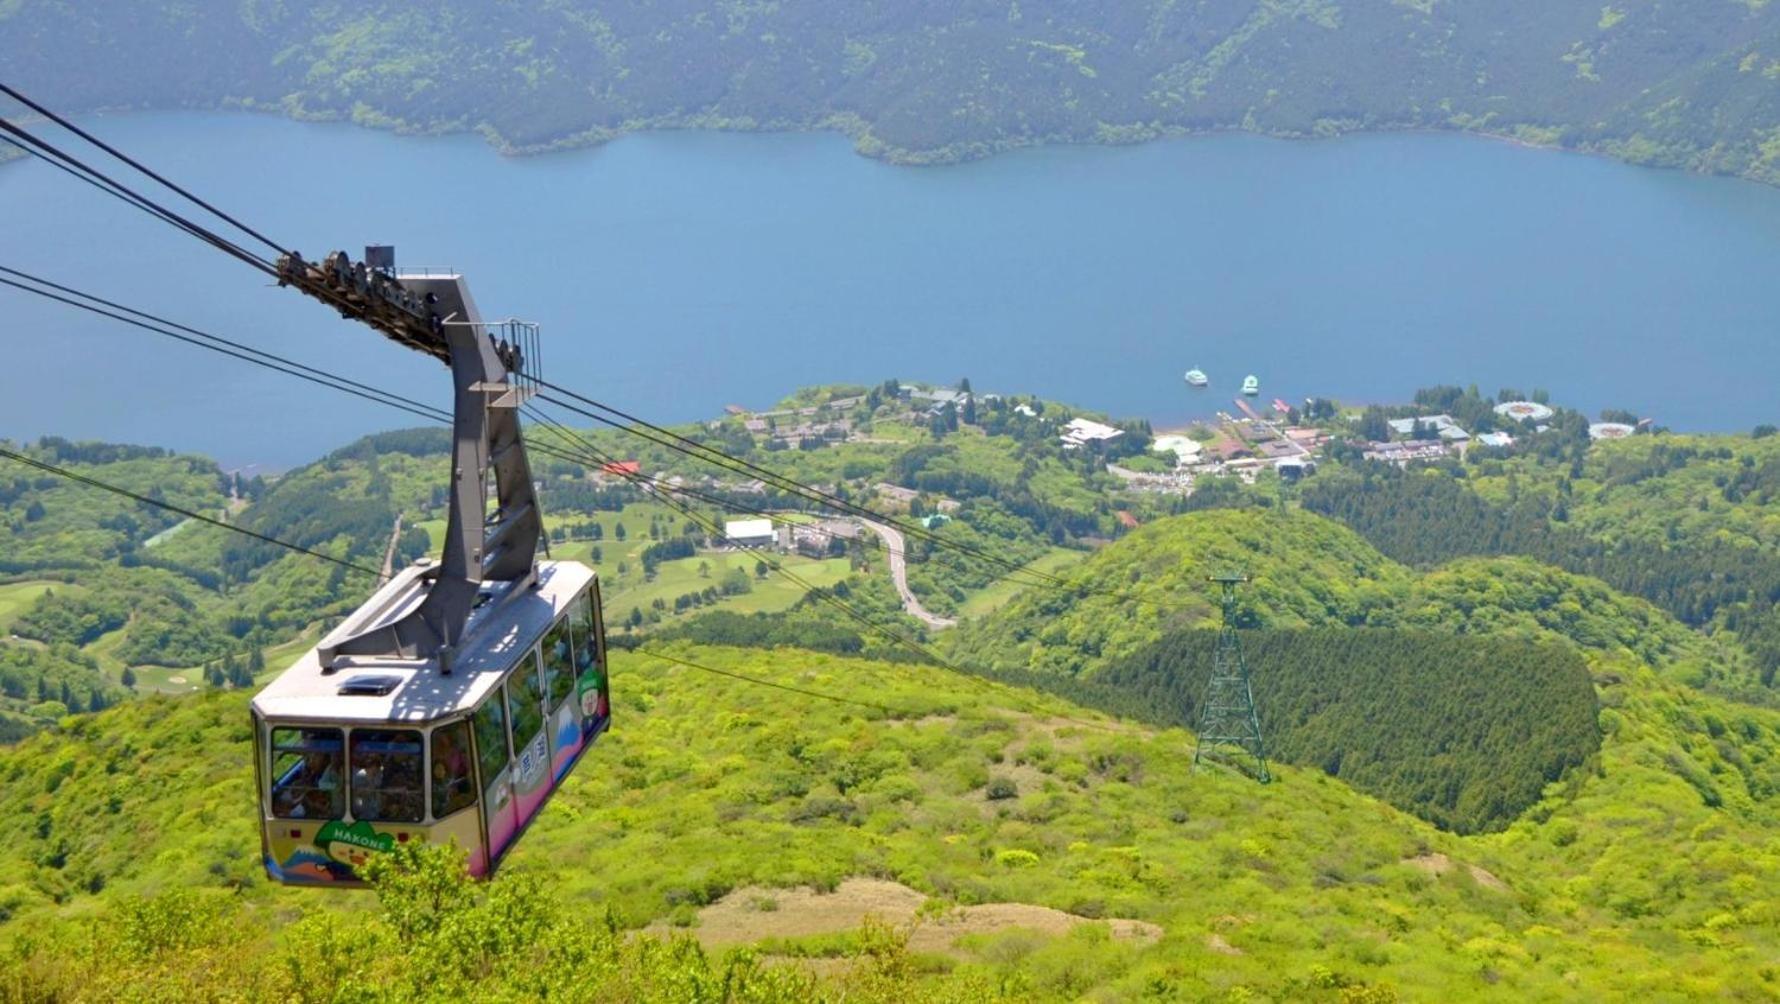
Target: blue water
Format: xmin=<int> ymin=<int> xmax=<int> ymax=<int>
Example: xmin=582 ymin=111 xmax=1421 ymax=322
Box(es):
xmin=4 ymin=113 xmax=1779 ymax=469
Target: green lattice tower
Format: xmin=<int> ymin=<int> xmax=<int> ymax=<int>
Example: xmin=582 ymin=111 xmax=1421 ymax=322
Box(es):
xmin=1192 ymin=573 xmax=1271 ymax=783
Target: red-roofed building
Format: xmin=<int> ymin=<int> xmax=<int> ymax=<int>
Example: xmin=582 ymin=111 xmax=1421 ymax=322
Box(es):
xmin=600 ymin=460 xmax=641 ymax=477
xmin=1116 ymin=510 xmax=1140 ymax=529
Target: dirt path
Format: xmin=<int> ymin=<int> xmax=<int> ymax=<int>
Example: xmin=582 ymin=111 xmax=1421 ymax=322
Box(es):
xmin=665 ymin=878 xmax=1161 ymax=956
xmin=859 ymin=519 xmax=956 ymax=630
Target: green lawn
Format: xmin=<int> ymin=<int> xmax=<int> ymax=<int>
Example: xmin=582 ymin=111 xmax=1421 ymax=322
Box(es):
xmin=415 ymin=517 xmax=448 ymax=557
xmin=0 ymin=581 xmax=68 ymax=632
xmin=955 ymin=548 xmax=1084 ymax=619
xmin=434 ymin=501 xmax=852 ymax=625
xmin=609 ymin=551 xmax=850 ymax=624
xmin=143 ymin=517 xmax=196 ymax=548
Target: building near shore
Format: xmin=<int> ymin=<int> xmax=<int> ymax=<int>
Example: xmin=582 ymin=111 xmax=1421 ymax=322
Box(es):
xmin=1387 ymin=414 xmax=1467 ymax=440
xmin=1275 ymin=457 xmax=1316 ymax=481
xmin=1495 ymin=400 xmax=1555 ymax=423
xmin=1589 ymin=422 xmax=1637 ymax=441
xmin=1060 ymin=417 xmax=1124 ymax=448
xmin=1363 ymin=439 xmax=1450 ymax=466
xmin=1153 ymin=434 xmax=1205 ymax=465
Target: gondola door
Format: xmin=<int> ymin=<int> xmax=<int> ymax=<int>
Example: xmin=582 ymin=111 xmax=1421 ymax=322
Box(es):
xmin=471 ymin=693 xmax=518 ymax=869
xmin=504 ymin=649 xmax=553 ymax=828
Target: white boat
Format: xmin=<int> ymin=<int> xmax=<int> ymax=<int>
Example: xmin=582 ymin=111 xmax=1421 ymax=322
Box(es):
xmin=1241 ymin=374 xmax=1260 ymax=396
xmin=1184 ymin=368 xmax=1209 ymax=388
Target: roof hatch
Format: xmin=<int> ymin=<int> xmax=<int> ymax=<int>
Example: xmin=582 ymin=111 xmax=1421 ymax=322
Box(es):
xmin=336 ymin=674 xmax=405 ymax=697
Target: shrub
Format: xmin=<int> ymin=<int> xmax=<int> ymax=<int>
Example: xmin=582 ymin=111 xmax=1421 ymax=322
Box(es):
xmin=985 ymin=776 xmax=1019 ymax=800
xmin=994 ymin=848 xmax=1040 ymax=868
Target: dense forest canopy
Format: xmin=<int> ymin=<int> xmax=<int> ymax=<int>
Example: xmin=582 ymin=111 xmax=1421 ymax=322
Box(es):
xmin=9 ymin=2 xmax=1780 ymax=181
xmin=1096 ymin=629 xmax=1601 ymax=834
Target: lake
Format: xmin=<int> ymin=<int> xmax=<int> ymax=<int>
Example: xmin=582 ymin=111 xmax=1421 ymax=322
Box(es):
xmin=4 ymin=113 xmax=1779 ymax=468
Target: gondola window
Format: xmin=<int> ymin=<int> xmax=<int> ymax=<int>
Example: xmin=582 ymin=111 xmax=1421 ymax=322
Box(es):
xmin=431 ymin=721 xmax=477 ymax=818
xmin=270 ymin=727 xmax=344 ymax=820
xmin=350 ymin=729 xmax=425 ymax=823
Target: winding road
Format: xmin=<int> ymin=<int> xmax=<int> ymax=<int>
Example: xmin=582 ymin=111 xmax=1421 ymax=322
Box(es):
xmin=859 ymin=519 xmax=957 ymax=630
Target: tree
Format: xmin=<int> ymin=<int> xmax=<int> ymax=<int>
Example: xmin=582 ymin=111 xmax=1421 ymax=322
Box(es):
xmin=698 ymin=560 xmax=711 ymax=578
xmin=755 ymin=559 xmax=769 ymax=579
xmin=615 ymin=522 xmax=627 ymax=541
xmin=120 ymin=665 xmax=136 ymax=689
xmin=1755 ymin=425 xmax=1778 ymax=439
xmin=590 ymin=523 xmax=604 ymax=540
xmin=1357 ymin=407 xmax=1390 ymax=442
xmin=591 ymin=545 xmax=604 ymax=563
xmin=24 ymin=499 xmax=46 ymax=522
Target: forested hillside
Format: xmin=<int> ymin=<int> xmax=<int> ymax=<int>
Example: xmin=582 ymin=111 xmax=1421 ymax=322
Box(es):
xmin=1303 ymin=456 xmax=1780 ymax=694
xmin=0 ymin=432 xmax=438 ymax=742
xmin=10 ymin=2 xmax=1780 ymax=182
xmin=1097 ymin=630 xmax=1599 ymax=833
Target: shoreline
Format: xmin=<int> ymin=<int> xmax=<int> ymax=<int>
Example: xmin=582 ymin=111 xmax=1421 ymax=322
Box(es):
xmin=6 ymin=100 xmax=1773 ymax=194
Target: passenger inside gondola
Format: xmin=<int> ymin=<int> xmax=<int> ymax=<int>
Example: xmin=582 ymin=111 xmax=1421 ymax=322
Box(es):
xmin=270 ymin=728 xmax=344 ymax=819
xmin=350 ymin=730 xmax=425 ymax=823
xmin=431 ymin=722 xmax=476 ymax=817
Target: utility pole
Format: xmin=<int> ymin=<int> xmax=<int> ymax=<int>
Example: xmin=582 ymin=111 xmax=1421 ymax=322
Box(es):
xmin=1193 ymin=572 xmax=1271 ymax=783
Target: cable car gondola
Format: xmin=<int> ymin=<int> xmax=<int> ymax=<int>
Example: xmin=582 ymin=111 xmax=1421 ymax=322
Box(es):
xmin=251 ymin=253 xmax=609 ymax=885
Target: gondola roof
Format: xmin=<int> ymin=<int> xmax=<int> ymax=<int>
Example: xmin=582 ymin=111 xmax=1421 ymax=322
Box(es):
xmin=252 ymin=559 xmax=595 ymax=725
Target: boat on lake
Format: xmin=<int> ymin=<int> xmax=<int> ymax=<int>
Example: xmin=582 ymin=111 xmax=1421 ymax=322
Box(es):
xmin=1241 ymin=374 xmax=1260 ymax=396
xmin=1184 ymin=367 xmax=1209 ymax=388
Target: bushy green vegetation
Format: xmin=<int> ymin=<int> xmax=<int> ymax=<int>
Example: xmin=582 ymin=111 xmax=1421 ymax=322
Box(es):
xmin=946 ymin=509 xmax=1410 ymax=676
xmin=1097 ymin=629 xmax=1599 ymax=833
xmin=12 ymin=2 xmax=1780 ymax=186
xmin=2 ymin=644 xmax=1780 ymax=999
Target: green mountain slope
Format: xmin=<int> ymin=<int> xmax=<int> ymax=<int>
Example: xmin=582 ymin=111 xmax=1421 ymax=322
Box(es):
xmin=10 ymin=3 xmax=1780 ymax=182
xmin=1301 ymin=457 xmax=1780 ymax=693
xmin=949 ymin=508 xmax=1743 ymax=685
xmin=2 ymin=644 xmax=1778 ymax=999
xmin=946 ymin=508 xmax=1408 ymax=675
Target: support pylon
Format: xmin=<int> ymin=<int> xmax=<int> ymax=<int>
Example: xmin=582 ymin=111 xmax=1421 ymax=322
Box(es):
xmin=1192 ymin=572 xmax=1271 ymax=783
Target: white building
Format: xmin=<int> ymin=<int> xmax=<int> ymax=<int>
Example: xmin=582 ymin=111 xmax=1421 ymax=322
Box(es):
xmin=1476 ymin=431 xmax=1515 ymax=449
xmin=1152 ymin=434 xmax=1205 ymax=466
xmin=1060 ymin=417 xmax=1125 ymax=449
xmin=1495 ymin=401 xmax=1555 ymax=423
xmin=723 ymin=518 xmax=777 ymax=548
xmin=1387 ymin=414 xmax=1464 ymax=439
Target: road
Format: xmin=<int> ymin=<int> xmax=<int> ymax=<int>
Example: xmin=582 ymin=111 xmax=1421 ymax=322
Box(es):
xmin=378 ymin=514 xmax=404 ymax=584
xmin=859 ymin=519 xmax=957 ymax=630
